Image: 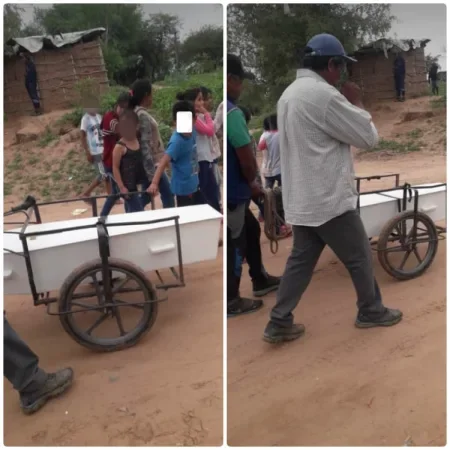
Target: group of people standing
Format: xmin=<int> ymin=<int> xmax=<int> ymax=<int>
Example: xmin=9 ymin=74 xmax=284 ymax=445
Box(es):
xmin=4 ymin=78 xmax=225 ymax=417
xmin=78 ymin=79 xmax=223 ymax=215
xmin=227 ymin=34 xmax=403 ymax=343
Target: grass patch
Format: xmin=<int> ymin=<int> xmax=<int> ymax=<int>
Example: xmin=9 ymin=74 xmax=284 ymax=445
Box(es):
xmin=430 ymin=81 xmax=446 ymax=109
xmin=57 ymin=107 xmax=84 ymax=128
xmin=406 ymin=128 xmax=423 ymax=139
xmin=4 ymin=183 xmax=12 ymax=196
xmin=367 ymin=138 xmax=422 ymax=153
xmin=38 ymin=127 xmax=57 ymax=148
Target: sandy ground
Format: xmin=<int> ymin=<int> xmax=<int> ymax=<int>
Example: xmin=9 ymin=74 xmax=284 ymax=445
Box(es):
xmin=3 ymin=201 xmax=223 ymax=446
xmin=228 ymin=147 xmax=446 ymax=444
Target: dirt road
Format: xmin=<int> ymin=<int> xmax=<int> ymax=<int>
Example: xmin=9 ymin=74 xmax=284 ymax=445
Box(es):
xmin=4 ymin=203 xmax=223 ymax=446
xmin=228 ymin=154 xmax=446 ymax=446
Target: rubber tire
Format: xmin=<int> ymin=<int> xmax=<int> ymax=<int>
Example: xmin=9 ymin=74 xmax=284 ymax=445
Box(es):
xmin=59 ymin=258 xmax=158 ymax=352
xmin=377 ymin=211 xmax=438 ymax=281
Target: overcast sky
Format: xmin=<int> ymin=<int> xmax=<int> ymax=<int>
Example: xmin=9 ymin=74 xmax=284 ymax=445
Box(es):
xmin=18 ymin=3 xmax=223 ymax=39
xmin=389 ymin=4 xmax=446 ymax=70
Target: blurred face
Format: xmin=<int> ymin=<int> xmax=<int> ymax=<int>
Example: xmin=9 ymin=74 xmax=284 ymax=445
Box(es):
xmin=326 ymin=59 xmax=348 ymax=87
xmin=227 ymin=74 xmax=244 ymax=101
xmin=115 ymin=103 xmax=127 ymax=116
xmin=141 ymin=92 xmax=153 ymax=108
xmin=194 ymin=92 xmax=204 ymax=112
xmin=85 ymin=107 xmax=99 ymax=116
xmin=204 ymin=93 xmax=213 ymax=112
xmin=118 ymin=115 xmax=138 ymax=140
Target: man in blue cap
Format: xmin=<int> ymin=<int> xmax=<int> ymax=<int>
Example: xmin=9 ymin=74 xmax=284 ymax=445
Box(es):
xmin=264 ymin=33 xmax=402 ymax=343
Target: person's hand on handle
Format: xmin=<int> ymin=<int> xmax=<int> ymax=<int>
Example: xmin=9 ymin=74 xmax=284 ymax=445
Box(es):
xmin=340 ymin=81 xmax=363 ymax=108
xmin=250 ymin=180 xmax=264 ymax=199
xmin=147 ymin=182 xmax=159 ymax=196
xmin=119 ymin=185 xmax=129 ymax=199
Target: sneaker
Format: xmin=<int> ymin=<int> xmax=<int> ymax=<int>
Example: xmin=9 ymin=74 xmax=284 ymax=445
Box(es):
xmin=20 ymin=367 xmax=74 ymax=415
xmin=252 ymin=274 xmax=281 ymax=297
xmin=263 ymin=322 xmax=305 ymax=344
xmin=355 ymin=308 xmax=403 ymax=328
xmin=228 ymin=297 xmax=264 ymax=318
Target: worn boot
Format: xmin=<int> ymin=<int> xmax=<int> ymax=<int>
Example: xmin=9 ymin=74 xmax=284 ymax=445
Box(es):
xmin=355 ymin=308 xmax=403 ymax=328
xmin=252 ymin=274 xmax=281 ymax=297
xmin=263 ymin=322 xmax=306 ymax=344
xmin=19 ymin=367 xmax=74 ymax=415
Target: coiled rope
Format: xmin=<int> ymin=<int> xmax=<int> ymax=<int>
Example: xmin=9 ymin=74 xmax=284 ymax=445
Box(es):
xmin=263 ymin=186 xmax=290 ymax=254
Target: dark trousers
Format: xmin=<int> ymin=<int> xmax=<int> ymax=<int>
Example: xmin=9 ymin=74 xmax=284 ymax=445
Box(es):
xmin=227 ymin=205 xmax=265 ymax=304
xmin=25 ymin=79 xmax=40 ymax=109
xmin=394 ymin=74 xmax=405 ymax=99
xmin=431 ymin=78 xmax=439 ymax=95
xmin=198 ymin=161 xmax=221 ymax=212
xmin=265 ymin=174 xmax=282 ymax=189
xmin=270 ymin=209 xmax=384 ymax=327
xmin=4 ymin=317 xmax=47 ymax=393
xmin=176 ymin=189 xmax=206 ymax=207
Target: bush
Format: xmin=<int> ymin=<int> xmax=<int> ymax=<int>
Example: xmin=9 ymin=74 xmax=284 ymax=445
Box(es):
xmin=58 ymin=107 xmax=84 ymax=127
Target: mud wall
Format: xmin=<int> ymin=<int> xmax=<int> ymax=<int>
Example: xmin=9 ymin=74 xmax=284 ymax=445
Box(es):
xmin=4 ymin=39 xmax=109 ymax=116
xmin=350 ymin=48 xmax=428 ymax=103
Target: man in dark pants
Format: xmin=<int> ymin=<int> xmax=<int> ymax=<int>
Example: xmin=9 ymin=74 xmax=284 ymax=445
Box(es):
xmin=393 ymin=52 xmax=406 ymax=102
xmin=4 ymin=317 xmax=74 ymax=414
xmin=264 ymin=34 xmax=402 ymax=343
xmin=21 ymin=52 xmax=42 ymax=115
xmin=429 ymin=62 xmax=440 ymax=95
xmin=227 ymin=54 xmax=280 ymax=317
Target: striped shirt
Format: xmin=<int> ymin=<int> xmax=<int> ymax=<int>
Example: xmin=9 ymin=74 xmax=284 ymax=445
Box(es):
xmin=277 ymin=69 xmax=379 ymax=226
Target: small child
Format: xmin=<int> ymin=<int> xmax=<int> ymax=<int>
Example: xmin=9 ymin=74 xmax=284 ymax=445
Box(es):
xmin=259 ymin=114 xmax=281 ymax=188
xmin=80 ymin=107 xmax=107 ymax=200
xmin=112 ymin=109 xmax=147 ymax=213
xmin=148 ymin=100 xmax=205 ymax=207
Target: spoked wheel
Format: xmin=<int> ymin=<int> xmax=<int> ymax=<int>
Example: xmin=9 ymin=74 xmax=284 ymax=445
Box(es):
xmin=59 ymin=258 xmax=158 ymax=351
xmin=377 ymin=211 xmax=439 ymax=280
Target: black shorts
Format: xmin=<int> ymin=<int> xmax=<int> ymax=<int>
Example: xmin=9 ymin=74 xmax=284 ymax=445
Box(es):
xmin=176 ymin=189 xmax=206 ymax=208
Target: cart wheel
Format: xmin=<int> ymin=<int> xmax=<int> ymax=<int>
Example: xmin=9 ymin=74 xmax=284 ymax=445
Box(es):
xmin=59 ymin=258 xmax=158 ymax=352
xmin=377 ymin=211 xmax=439 ymax=280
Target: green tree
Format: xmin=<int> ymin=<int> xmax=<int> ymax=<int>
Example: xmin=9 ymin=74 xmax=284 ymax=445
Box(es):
xmin=180 ymin=26 xmax=223 ymax=69
xmin=425 ymin=53 xmax=441 ymax=72
xmin=228 ymin=3 xmax=394 ymax=94
xmin=4 ymin=4 xmax=23 ymax=52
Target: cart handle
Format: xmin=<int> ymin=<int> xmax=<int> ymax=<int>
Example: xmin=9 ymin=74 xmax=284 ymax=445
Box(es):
xmin=10 ymin=195 xmax=36 ymax=213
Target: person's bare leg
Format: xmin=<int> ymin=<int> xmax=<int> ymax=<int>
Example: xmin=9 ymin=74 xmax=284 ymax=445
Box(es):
xmin=80 ymin=177 xmax=101 ymax=201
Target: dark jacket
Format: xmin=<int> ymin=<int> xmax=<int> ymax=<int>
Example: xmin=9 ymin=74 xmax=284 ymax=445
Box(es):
xmin=393 ymin=56 xmax=406 ymax=77
xmin=429 ymin=63 xmax=439 ymax=81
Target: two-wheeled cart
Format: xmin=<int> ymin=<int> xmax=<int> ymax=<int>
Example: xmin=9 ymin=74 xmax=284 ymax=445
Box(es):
xmin=4 ymin=195 xmax=222 ymax=352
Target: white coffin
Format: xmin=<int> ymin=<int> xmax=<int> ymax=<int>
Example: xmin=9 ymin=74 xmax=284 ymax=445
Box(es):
xmin=4 ymin=205 xmax=222 ymax=295
xmin=360 ymin=183 xmax=446 ymax=238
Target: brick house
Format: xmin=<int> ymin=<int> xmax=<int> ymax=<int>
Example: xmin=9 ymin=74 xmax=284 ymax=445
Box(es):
xmin=348 ymin=38 xmax=430 ymax=103
xmin=4 ymin=28 xmax=109 ymax=116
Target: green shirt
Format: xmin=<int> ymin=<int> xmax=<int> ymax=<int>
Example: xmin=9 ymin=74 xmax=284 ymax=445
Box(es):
xmin=227 ymin=108 xmax=252 ymax=149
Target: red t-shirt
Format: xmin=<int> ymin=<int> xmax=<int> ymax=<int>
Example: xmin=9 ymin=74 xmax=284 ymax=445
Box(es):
xmin=101 ymin=110 xmax=119 ymax=169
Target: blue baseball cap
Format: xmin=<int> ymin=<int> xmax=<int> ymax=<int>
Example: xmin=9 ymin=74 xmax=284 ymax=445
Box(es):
xmin=305 ymin=33 xmax=357 ymax=63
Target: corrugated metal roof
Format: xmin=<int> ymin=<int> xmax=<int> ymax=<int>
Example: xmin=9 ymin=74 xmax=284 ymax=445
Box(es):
xmin=353 ymin=38 xmax=430 ymax=57
xmin=6 ymin=27 xmax=106 ymax=54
